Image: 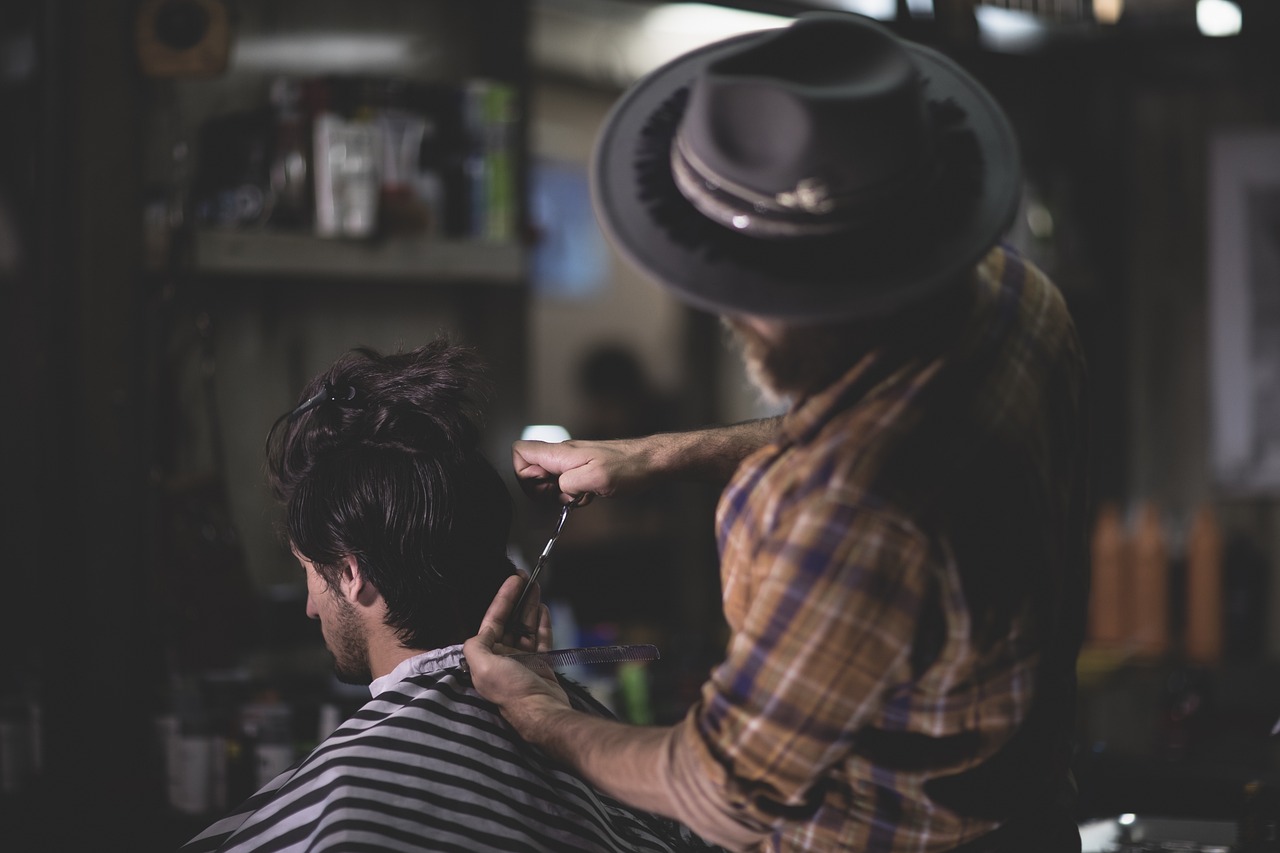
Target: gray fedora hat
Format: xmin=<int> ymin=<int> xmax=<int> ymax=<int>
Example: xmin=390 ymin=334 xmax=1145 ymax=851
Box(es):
xmin=590 ymin=12 xmax=1022 ymax=322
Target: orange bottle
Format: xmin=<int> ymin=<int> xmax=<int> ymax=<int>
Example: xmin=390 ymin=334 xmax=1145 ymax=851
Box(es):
xmin=1131 ymin=503 xmax=1170 ymax=659
xmin=1185 ymin=504 xmax=1224 ymax=665
xmin=1088 ymin=502 xmax=1129 ymax=647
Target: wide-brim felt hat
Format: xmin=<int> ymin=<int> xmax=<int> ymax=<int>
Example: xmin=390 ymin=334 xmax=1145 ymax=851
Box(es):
xmin=590 ymin=12 xmax=1022 ymax=322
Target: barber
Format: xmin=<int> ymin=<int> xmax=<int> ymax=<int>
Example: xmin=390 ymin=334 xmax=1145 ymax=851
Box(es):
xmin=466 ymin=13 xmax=1088 ymax=852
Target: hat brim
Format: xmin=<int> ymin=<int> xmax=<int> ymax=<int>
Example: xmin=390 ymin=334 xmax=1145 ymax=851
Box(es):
xmin=589 ymin=25 xmax=1022 ymax=322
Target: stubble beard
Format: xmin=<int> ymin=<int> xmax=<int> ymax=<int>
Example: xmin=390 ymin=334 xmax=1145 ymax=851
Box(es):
xmin=327 ymin=596 xmax=372 ymax=685
xmin=722 ymin=317 xmax=786 ymax=407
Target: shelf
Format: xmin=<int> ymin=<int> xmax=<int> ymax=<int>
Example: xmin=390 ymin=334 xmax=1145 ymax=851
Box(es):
xmin=188 ymin=229 xmax=525 ymax=283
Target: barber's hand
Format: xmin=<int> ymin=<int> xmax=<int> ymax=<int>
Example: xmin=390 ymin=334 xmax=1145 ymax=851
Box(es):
xmin=512 ymin=437 xmax=654 ymax=505
xmin=464 ymin=575 xmax=571 ymax=731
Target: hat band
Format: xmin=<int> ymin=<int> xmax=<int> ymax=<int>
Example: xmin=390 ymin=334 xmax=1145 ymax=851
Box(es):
xmin=671 ymin=130 xmax=932 ymax=239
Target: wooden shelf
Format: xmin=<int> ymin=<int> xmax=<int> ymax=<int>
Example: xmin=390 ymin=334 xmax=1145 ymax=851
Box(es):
xmin=188 ymin=229 xmax=525 ymax=283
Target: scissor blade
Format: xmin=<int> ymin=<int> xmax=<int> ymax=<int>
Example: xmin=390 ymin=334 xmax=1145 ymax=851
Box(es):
xmin=506 ymin=498 xmax=581 ymax=636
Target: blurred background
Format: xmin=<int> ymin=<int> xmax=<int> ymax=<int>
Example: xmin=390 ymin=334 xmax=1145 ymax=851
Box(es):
xmin=2 ymin=0 xmax=1280 ymax=848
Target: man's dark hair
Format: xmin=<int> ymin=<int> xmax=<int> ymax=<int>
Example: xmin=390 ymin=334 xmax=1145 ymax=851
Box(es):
xmin=266 ymin=341 xmax=515 ymax=651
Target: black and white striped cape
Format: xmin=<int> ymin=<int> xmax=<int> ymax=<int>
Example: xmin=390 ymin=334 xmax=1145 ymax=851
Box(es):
xmin=183 ymin=646 xmax=722 ymax=853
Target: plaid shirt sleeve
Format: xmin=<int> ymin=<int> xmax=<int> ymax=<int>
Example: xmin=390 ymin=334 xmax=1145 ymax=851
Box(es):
xmin=667 ymin=481 xmax=933 ymax=838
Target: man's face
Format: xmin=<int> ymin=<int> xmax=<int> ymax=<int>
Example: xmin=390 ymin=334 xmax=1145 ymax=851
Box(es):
xmin=298 ymin=553 xmax=371 ymax=684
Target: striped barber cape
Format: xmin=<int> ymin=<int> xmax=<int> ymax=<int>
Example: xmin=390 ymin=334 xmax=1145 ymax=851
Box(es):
xmin=184 ymin=646 xmax=721 ymax=853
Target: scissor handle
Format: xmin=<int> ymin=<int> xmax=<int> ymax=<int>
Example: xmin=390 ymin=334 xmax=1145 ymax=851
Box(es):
xmin=549 ymin=494 xmax=583 ymax=536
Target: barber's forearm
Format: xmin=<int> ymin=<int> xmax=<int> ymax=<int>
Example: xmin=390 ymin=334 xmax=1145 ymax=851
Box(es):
xmin=508 ymin=698 xmax=770 ymax=850
xmin=509 ymin=698 xmax=677 ymax=815
xmin=648 ymin=417 xmax=780 ymax=485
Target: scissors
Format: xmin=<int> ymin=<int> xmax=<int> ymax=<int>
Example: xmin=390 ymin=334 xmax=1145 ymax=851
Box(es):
xmin=507 ymin=495 xmax=583 ymax=638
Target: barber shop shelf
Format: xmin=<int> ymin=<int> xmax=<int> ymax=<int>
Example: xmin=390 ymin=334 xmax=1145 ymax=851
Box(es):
xmin=187 ymin=229 xmax=525 ymax=284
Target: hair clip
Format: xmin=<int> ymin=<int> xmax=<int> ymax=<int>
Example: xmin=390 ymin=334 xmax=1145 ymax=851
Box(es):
xmin=288 ymin=380 xmax=357 ymax=422
xmin=265 ymin=380 xmax=359 ymax=455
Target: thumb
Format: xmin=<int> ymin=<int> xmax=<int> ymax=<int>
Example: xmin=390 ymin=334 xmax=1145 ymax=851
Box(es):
xmin=475 ymin=575 xmax=526 ymax=646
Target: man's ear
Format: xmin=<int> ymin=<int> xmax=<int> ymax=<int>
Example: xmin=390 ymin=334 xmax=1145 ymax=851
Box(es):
xmin=338 ymin=556 xmax=380 ymax=607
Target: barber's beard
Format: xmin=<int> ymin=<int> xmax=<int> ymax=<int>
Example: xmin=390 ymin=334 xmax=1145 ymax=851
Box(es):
xmin=723 ymin=317 xmax=786 ymax=408
xmin=723 ymin=317 xmax=858 ymax=406
xmin=326 ymin=597 xmax=372 ymax=685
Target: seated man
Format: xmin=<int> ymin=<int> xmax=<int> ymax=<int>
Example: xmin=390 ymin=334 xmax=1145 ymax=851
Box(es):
xmin=183 ymin=341 xmax=719 ymax=853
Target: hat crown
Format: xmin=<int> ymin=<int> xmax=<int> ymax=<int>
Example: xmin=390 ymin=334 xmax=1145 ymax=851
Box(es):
xmin=680 ymin=15 xmax=931 ymax=206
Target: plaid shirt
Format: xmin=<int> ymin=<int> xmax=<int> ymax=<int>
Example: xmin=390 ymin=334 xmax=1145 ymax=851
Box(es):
xmin=664 ymin=247 xmax=1088 ymax=852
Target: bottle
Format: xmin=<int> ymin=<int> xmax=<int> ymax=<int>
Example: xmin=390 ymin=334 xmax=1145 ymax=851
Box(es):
xmin=1087 ymin=502 xmax=1129 ymax=647
xmin=1131 ymin=503 xmax=1170 ymax=660
xmin=267 ymin=77 xmax=311 ymax=229
xmin=242 ymin=693 xmax=295 ymax=790
xmin=1185 ymin=504 xmax=1224 ymax=666
xmin=169 ymin=677 xmax=215 ymax=816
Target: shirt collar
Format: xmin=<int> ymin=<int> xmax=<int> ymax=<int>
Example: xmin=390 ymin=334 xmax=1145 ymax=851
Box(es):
xmin=368 ymin=644 xmax=466 ymax=697
xmin=776 ymin=345 xmax=903 ymax=450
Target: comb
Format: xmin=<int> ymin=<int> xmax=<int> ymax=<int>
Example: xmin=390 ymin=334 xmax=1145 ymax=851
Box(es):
xmin=510 ymin=644 xmax=660 ymax=669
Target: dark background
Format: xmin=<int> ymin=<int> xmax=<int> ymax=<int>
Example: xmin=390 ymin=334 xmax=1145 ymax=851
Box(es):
xmin=4 ymin=1 xmax=1280 ymax=848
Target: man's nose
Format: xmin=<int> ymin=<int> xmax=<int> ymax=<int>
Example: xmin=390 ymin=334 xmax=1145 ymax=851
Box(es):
xmin=305 ymin=594 xmax=320 ymax=620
